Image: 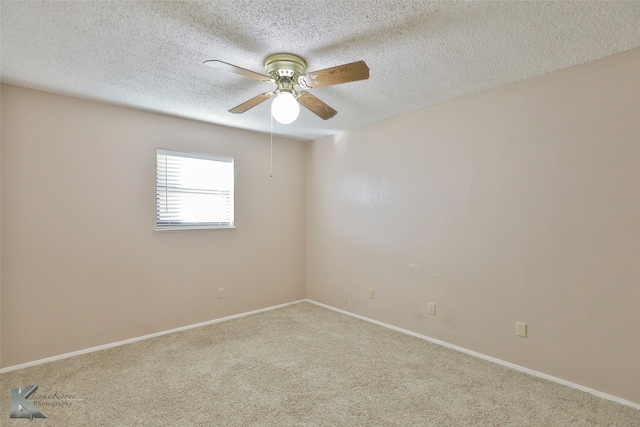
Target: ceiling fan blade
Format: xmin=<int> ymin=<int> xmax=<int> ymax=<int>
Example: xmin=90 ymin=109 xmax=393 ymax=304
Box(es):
xmin=297 ymin=91 xmax=337 ymax=120
xmin=229 ymin=92 xmax=274 ymax=114
xmin=204 ymin=60 xmax=272 ymax=82
xmin=303 ymin=60 xmax=370 ymax=89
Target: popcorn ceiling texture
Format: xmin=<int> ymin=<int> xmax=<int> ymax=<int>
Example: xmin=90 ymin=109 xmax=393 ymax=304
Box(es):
xmin=1 ymin=1 xmax=639 ymax=141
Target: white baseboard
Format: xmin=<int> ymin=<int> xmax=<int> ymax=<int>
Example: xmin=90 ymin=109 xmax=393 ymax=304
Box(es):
xmin=306 ymin=299 xmax=640 ymax=411
xmin=0 ymin=299 xmax=305 ymax=374
xmin=3 ymin=298 xmax=638 ymax=410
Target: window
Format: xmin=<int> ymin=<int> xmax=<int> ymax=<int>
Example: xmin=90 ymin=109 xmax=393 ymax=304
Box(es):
xmin=156 ymin=149 xmax=234 ymax=230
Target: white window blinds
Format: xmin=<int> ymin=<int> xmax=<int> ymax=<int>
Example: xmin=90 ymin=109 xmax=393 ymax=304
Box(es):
xmin=156 ymin=149 xmax=234 ymax=230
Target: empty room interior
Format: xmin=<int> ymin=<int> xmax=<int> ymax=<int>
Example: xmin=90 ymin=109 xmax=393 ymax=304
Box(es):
xmin=1 ymin=1 xmax=639 ymax=425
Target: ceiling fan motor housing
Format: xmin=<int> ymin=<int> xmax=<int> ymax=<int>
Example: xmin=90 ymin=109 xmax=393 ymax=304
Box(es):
xmin=265 ymin=53 xmax=307 ymax=76
xmin=265 ymin=53 xmax=308 ymax=92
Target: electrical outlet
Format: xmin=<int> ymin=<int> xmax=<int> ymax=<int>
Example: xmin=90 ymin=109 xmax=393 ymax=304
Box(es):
xmin=516 ymin=322 xmax=527 ymax=337
xmin=368 ymin=288 xmax=374 ymax=299
xmin=218 ymin=288 xmax=225 ymax=299
xmin=428 ymin=302 xmax=436 ymax=315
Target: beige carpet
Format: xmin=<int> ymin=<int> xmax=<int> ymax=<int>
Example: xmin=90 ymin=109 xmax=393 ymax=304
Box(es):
xmin=1 ymin=302 xmax=638 ymax=426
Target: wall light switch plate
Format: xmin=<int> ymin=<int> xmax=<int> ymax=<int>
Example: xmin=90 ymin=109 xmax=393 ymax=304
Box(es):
xmin=218 ymin=288 xmax=225 ymax=299
xmin=368 ymin=288 xmax=374 ymax=299
xmin=516 ymin=322 xmax=527 ymax=337
xmin=428 ymin=302 xmax=436 ymax=315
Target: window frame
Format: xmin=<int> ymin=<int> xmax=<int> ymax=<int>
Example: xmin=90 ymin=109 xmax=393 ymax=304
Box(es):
xmin=156 ymin=148 xmax=235 ymax=231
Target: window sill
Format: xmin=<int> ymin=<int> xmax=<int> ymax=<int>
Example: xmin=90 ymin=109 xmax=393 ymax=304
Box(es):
xmin=155 ymin=225 xmax=237 ymax=232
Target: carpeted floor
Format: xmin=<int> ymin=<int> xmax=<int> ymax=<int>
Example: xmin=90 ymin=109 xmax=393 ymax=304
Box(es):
xmin=1 ymin=302 xmax=638 ymax=426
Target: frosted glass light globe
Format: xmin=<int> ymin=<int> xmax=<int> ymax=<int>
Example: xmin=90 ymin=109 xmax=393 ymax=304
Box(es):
xmin=271 ymin=91 xmax=299 ymax=124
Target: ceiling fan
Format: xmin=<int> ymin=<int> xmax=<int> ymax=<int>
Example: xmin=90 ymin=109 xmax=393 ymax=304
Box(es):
xmin=204 ymin=54 xmax=370 ymax=124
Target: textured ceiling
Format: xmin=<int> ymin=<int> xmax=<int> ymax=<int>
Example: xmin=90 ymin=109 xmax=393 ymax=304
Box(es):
xmin=2 ymin=1 xmax=639 ymax=142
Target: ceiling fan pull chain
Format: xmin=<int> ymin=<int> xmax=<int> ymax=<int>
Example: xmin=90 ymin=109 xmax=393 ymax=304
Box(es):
xmin=270 ymin=111 xmax=274 ymax=178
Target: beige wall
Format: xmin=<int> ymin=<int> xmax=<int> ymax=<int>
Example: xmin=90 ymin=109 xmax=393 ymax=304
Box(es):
xmin=0 ymin=85 xmax=306 ymax=367
xmin=306 ymin=48 xmax=640 ymax=404
xmin=0 ymin=85 xmax=3 ymax=365
xmin=2 ymin=48 xmax=638 ymax=406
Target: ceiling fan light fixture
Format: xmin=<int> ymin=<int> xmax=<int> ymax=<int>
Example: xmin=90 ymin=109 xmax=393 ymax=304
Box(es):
xmin=205 ymin=54 xmax=369 ymax=121
xmin=271 ymin=90 xmax=299 ymax=124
